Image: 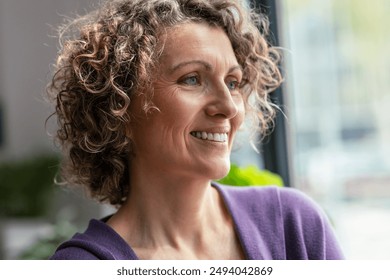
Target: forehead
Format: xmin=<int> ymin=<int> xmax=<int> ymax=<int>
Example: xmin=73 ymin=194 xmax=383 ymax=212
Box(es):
xmin=159 ymin=22 xmax=238 ymax=69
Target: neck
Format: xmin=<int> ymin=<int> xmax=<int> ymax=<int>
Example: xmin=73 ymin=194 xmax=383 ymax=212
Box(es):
xmin=108 ymin=158 xmax=228 ymax=252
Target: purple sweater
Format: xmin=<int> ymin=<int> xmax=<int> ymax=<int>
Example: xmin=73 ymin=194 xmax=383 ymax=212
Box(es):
xmin=50 ymin=184 xmax=344 ymax=260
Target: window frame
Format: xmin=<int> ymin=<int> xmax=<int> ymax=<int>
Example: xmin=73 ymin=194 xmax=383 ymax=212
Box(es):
xmin=253 ymin=0 xmax=291 ymax=187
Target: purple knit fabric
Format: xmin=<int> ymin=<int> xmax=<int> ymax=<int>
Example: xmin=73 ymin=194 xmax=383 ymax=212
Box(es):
xmin=50 ymin=184 xmax=344 ymax=260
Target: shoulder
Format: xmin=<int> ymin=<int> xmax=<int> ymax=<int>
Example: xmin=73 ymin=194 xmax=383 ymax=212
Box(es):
xmin=274 ymin=187 xmax=330 ymax=231
xmin=215 ymin=183 xmax=318 ymax=215
xmin=215 ymin=183 xmax=323 ymax=217
xmin=214 ymin=183 xmax=281 ymax=207
xmin=50 ymin=238 xmax=102 ymax=260
xmin=275 ymin=187 xmax=344 ymax=259
xmin=275 ymin=186 xmax=326 ymax=221
xmin=214 ymin=183 xmax=344 ymax=259
xmin=50 ymin=219 xmax=115 ymax=260
xmin=50 ymin=219 xmax=138 ymax=260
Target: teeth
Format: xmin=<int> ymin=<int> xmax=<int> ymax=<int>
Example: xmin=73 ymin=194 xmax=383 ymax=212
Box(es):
xmin=191 ymin=131 xmax=228 ymax=142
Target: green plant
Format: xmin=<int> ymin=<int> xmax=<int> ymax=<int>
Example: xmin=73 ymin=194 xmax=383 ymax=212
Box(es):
xmin=0 ymin=155 xmax=60 ymax=217
xmin=218 ymin=164 xmax=284 ymax=187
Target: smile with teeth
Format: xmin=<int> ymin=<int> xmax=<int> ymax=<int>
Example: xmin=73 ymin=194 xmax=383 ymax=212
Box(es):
xmin=190 ymin=131 xmax=228 ymax=142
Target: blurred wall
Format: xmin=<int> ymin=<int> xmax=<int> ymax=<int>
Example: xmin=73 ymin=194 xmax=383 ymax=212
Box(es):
xmin=0 ymin=0 xmax=96 ymax=161
xmin=0 ymin=1 xmax=110 ymax=260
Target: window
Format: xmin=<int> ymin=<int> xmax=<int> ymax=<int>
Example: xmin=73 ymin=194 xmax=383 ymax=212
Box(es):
xmin=279 ymin=0 xmax=390 ymax=259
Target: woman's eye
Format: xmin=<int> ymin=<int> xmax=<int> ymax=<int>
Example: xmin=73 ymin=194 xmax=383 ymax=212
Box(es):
xmin=181 ymin=75 xmax=199 ymax=86
xmin=227 ymin=80 xmax=240 ymax=90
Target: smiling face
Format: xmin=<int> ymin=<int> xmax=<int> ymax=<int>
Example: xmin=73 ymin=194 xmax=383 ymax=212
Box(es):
xmin=129 ymin=22 xmax=245 ymax=181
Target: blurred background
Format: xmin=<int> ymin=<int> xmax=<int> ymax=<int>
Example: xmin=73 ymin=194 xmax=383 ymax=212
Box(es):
xmin=0 ymin=0 xmax=389 ymax=259
xmin=280 ymin=0 xmax=390 ymax=259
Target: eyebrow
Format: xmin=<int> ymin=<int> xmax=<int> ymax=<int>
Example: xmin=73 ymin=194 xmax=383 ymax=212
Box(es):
xmin=228 ymin=65 xmax=243 ymax=74
xmin=169 ymin=60 xmax=242 ymax=75
xmin=169 ymin=60 xmax=212 ymax=74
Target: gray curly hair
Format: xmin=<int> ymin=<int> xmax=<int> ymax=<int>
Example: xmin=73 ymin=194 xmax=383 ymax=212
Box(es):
xmin=47 ymin=0 xmax=283 ymax=206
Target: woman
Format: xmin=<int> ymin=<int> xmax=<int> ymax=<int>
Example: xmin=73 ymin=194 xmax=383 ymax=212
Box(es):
xmin=48 ymin=0 xmax=344 ymax=259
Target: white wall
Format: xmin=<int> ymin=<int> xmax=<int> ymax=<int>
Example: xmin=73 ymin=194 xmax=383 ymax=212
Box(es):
xmin=0 ymin=0 xmax=96 ymax=161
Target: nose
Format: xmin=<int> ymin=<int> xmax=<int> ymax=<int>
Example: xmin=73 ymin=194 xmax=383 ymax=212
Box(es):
xmin=205 ymin=83 xmax=240 ymax=119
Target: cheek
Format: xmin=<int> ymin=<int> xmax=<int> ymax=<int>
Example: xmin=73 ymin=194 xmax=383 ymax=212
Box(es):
xmin=147 ymin=98 xmax=196 ymax=141
xmin=153 ymin=87 xmax=200 ymax=123
xmin=234 ymin=96 xmax=246 ymax=127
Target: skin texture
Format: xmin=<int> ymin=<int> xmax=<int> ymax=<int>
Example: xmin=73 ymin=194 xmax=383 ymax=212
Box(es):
xmin=107 ymin=22 xmax=246 ymax=259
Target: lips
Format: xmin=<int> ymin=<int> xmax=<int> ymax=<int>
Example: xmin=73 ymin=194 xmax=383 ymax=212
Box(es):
xmin=190 ymin=131 xmax=228 ymax=142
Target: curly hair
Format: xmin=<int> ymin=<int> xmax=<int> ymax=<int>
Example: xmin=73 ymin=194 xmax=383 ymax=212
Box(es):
xmin=47 ymin=0 xmax=283 ymax=206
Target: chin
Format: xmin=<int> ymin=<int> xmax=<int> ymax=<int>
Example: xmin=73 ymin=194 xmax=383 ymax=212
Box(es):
xmin=210 ymin=161 xmax=231 ymax=181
